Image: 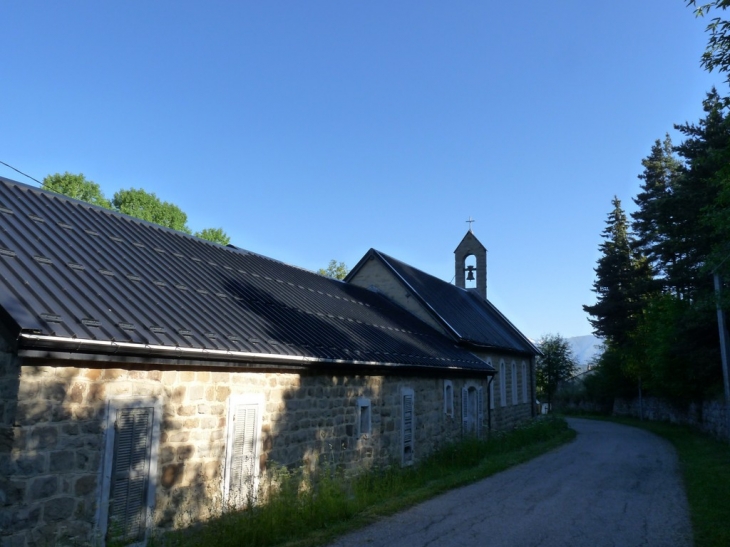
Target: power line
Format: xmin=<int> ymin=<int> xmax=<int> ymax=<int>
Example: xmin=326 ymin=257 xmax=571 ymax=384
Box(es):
xmin=0 ymin=161 xmax=44 ymax=187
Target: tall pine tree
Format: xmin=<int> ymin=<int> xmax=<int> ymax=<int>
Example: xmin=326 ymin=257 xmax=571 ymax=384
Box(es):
xmin=584 ymin=197 xmax=654 ymax=347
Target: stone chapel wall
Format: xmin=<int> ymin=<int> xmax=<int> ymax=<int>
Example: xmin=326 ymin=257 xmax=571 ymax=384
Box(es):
xmin=1 ymin=360 xmax=497 ymax=546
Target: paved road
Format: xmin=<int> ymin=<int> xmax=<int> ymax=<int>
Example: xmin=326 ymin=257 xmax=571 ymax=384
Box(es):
xmin=328 ymin=418 xmax=693 ymax=547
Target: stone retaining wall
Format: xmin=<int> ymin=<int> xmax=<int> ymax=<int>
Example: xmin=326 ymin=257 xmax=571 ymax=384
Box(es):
xmin=613 ymin=396 xmax=729 ymax=440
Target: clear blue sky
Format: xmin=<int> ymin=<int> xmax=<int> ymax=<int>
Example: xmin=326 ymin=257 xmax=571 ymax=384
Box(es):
xmin=0 ymin=1 xmax=722 ymax=340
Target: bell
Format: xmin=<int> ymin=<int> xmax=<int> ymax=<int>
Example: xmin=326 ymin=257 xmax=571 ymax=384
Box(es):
xmin=466 ymin=265 xmax=475 ymax=281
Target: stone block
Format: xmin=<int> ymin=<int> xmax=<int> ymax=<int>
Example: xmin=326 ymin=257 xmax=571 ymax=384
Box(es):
xmin=44 ymin=496 xmax=76 ymax=521
xmin=188 ymin=385 xmax=204 ymax=401
xmin=180 ymin=371 xmax=195 ymax=382
xmin=30 ymin=426 xmax=57 ymax=450
xmin=161 ymin=370 xmax=177 ymax=384
xmin=29 ymin=475 xmax=57 ymax=500
xmin=16 ymin=401 xmax=52 ymax=425
xmin=74 ymin=475 xmax=97 ymax=496
xmin=13 ymin=453 xmax=46 ymax=475
xmin=161 ymin=463 xmax=184 ymax=488
xmin=215 ymin=386 xmax=230 ymax=402
xmin=49 ymin=451 xmax=76 ymax=473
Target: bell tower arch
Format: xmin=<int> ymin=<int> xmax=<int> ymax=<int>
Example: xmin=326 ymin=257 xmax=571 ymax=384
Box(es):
xmin=454 ymin=226 xmax=487 ymax=299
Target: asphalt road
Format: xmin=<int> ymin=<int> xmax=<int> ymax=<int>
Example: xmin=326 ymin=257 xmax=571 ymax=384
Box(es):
xmin=327 ymin=418 xmax=693 ymax=547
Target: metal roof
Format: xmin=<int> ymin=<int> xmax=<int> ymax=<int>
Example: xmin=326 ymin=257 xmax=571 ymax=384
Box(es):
xmin=348 ymin=249 xmax=540 ymax=356
xmin=0 ymin=176 xmax=492 ymax=372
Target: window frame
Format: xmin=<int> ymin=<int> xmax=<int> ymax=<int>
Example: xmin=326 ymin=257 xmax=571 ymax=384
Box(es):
xmin=511 ymin=361 xmax=519 ymax=406
xmin=443 ymin=380 xmax=454 ymax=417
xmin=97 ymin=397 xmax=161 ymax=547
xmin=224 ymin=393 xmax=265 ymax=507
xmin=401 ymin=387 xmax=415 ymax=466
xmin=357 ymin=396 xmax=372 ymax=438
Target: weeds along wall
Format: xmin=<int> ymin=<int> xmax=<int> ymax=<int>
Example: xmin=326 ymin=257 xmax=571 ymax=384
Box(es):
xmin=0 ymin=355 xmax=530 ymax=546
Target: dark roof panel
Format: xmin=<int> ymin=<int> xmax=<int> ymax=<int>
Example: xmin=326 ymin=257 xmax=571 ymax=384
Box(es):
xmin=0 ymin=177 xmax=491 ymax=371
xmin=369 ymin=250 xmax=539 ymax=356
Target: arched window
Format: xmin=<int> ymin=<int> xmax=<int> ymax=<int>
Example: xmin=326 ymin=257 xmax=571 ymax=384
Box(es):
xmin=511 ymin=361 xmax=518 ymax=405
xmin=444 ymin=380 xmax=454 ymax=417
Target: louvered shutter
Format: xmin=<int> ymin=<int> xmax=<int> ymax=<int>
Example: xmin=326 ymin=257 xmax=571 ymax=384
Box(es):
xmin=229 ymin=403 xmax=258 ymax=505
xmin=402 ymin=391 xmax=414 ymax=466
xmin=477 ymin=387 xmax=484 ymax=437
xmin=108 ymin=407 xmax=153 ymax=543
xmin=461 ymin=387 xmax=469 ymax=433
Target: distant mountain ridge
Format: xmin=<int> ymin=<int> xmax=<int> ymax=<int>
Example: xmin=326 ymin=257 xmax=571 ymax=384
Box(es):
xmin=566 ymin=335 xmax=602 ymax=367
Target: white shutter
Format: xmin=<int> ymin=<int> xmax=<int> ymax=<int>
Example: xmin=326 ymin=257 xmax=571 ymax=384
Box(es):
xmin=108 ymin=407 xmax=153 ymax=543
xmin=229 ymin=403 xmax=258 ymax=505
xmin=402 ymin=389 xmax=414 ymax=466
xmin=461 ymin=387 xmax=469 ymax=433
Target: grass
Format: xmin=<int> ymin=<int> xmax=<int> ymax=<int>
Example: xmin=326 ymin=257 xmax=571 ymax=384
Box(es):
xmin=578 ymin=414 xmax=730 ymax=547
xmin=150 ymin=416 xmax=575 ymax=547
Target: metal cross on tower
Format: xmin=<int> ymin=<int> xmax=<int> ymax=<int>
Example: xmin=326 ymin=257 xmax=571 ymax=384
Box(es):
xmin=466 ymin=217 xmax=475 ymax=232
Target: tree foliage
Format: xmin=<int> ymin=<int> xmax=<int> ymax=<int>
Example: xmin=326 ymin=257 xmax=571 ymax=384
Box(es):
xmin=584 ymin=68 xmax=730 ymax=408
xmin=195 ymin=227 xmax=231 ymax=246
xmin=43 ymin=172 xmax=112 ymax=209
xmin=536 ymin=334 xmax=578 ymax=407
xmin=112 ymin=188 xmax=191 ymax=233
xmin=318 ymin=260 xmax=349 ymax=280
xmin=583 ymin=197 xmax=654 ymax=347
xmin=44 ymin=172 xmax=231 ymax=244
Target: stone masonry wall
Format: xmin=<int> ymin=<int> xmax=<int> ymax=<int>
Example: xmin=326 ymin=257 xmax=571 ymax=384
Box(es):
xmin=613 ymin=396 xmax=729 ymax=440
xmin=0 ymin=359 xmax=539 ymax=546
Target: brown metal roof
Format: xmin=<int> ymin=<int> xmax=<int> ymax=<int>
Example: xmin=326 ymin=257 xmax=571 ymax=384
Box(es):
xmin=0 ymin=176 xmax=493 ymax=372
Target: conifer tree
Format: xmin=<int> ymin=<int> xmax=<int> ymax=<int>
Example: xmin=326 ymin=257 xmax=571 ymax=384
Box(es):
xmin=631 ymin=135 xmax=683 ymax=284
xmin=584 ymin=197 xmax=653 ymax=347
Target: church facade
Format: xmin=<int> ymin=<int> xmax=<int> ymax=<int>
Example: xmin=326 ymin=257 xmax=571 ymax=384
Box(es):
xmin=0 ymin=177 xmax=538 ymax=546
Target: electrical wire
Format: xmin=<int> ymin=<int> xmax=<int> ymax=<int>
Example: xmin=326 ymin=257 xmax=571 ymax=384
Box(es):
xmin=0 ymin=160 xmax=44 ymax=187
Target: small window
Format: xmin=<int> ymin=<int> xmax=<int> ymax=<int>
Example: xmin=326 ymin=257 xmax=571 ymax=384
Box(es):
xmin=522 ymin=361 xmax=528 ymax=404
xmin=357 ymin=397 xmax=372 ymax=438
xmin=499 ymin=360 xmax=507 ymax=407
xmin=98 ymin=398 xmax=161 ymax=545
xmin=443 ymin=380 xmax=454 ymax=417
xmin=401 ymin=388 xmax=415 ymax=466
xmin=489 ymin=376 xmax=495 ymax=410
xmin=511 ymin=361 xmax=518 ymax=406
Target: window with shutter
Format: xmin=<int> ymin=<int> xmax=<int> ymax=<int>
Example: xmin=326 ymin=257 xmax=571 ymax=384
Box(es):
xmin=98 ymin=399 xmax=161 ymax=546
xmin=444 ymin=380 xmax=454 ymax=417
xmin=462 ymin=386 xmax=484 ymax=437
xmin=224 ymin=394 xmax=264 ymax=507
xmin=401 ymin=388 xmax=414 ymax=466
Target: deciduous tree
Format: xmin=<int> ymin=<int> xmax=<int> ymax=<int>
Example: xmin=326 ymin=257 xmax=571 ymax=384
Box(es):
xmin=195 ymin=227 xmax=231 ymax=246
xmin=112 ymin=188 xmax=192 ymax=233
xmin=536 ymin=334 xmax=578 ymax=408
xmin=318 ymin=260 xmax=349 ymax=280
xmin=43 ymin=172 xmax=112 ymax=209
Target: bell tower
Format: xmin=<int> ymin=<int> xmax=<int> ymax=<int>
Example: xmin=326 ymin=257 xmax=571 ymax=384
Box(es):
xmin=454 ymin=223 xmax=487 ymax=299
